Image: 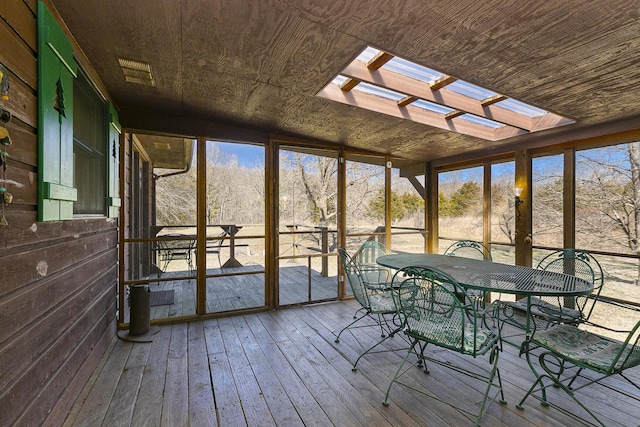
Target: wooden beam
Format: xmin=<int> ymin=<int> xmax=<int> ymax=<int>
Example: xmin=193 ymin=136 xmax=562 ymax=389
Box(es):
xmin=340 ymin=78 xmax=360 ymax=91
xmin=367 ymin=52 xmax=393 ymax=70
xmin=429 ymin=75 xmax=457 ymax=90
xmin=119 ymin=109 xmax=269 ymax=143
xmin=481 ymin=94 xmax=507 ymax=106
xmin=340 ymin=61 xmax=535 ymax=130
xmin=444 ymin=110 xmax=465 ymax=120
xmin=397 ymin=95 xmax=417 ymax=107
xmin=317 ymin=83 xmax=527 ymax=140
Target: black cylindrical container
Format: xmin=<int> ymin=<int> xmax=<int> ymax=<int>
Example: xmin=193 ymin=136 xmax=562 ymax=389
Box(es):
xmin=129 ymin=284 xmax=150 ymax=335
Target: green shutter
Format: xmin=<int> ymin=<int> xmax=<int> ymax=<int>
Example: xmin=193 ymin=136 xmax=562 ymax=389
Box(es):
xmin=107 ymin=102 xmax=121 ymax=218
xmin=37 ymin=1 xmax=78 ymax=221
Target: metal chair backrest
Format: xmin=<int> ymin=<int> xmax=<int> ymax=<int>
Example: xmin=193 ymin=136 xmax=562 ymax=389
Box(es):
xmin=518 ymin=297 xmax=640 ymax=426
xmin=353 ymin=240 xmax=391 ymax=268
xmin=338 ymin=248 xmax=370 ymax=309
xmin=444 ymin=240 xmax=492 ymax=261
xmin=353 ymin=240 xmax=393 ymax=288
xmin=536 ymin=249 xmax=602 ymax=319
xmin=392 ymin=266 xmax=482 ymax=354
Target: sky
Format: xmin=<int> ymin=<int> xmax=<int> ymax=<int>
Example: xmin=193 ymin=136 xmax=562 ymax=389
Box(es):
xmin=209 ymin=141 xmax=264 ymax=168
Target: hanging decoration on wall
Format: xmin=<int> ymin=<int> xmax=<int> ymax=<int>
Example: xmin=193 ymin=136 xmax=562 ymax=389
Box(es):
xmin=0 ymin=63 xmax=12 ymax=227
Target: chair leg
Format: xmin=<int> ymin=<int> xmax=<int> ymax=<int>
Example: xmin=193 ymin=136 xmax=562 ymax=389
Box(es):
xmin=376 ymin=313 xmax=387 ymax=338
xmin=383 ymin=339 xmax=419 ymax=406
xmin=335 ymin=311 xmax=370 ymax=343
xmin=352 ymin=324 xmax=404 ymax=371
xmin=475 ymin=345 xmax=506 ymax=426
xmin=517 ymin=350 xmax=608 ymax=427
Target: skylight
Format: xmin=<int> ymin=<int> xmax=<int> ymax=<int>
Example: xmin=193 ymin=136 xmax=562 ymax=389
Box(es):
xmin=353 ymin=82 xmax=405 ymax=102
xmin=317 ymin=46 xmax=574 ymax=141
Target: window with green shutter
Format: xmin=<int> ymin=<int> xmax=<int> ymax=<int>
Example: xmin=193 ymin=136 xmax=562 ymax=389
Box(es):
xmin=38 ymin=1 xmax=120 ymax=220
xmin=38 ymin=1 xmax=78 ymax=221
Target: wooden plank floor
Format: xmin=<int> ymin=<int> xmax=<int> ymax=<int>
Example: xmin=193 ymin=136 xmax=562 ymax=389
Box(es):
xmin=66 ymin=299 xmax=640 ymax=426
xmin=137 ymin=264 xmax=339 ymax=321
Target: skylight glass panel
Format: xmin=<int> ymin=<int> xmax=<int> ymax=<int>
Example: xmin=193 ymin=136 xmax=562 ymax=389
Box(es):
xmin=447 ymin=80 xmax=497 ymax=100
xmin=459 ymin=113 xmax=504 ymax=128
xmin=495 ymin=98 xmax=546 ymax=117
xmin=317 ymin=45 xmax=574 ymax=140
xmin=412 ymin=99 xmax=455 ymax=114
xmin=332 ymin=75 xmax=348 ymax=86
xmin=353 ymin=82 xmax=405 ymax=101
xmin=356 ymin=46 xmax=380 ymax=63
xmin=382 ymin=57 xmax=444 ymax=84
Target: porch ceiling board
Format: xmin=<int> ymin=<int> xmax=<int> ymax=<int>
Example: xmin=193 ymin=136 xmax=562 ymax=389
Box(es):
xmin=51 ymin=0 xmax=640 ymax=163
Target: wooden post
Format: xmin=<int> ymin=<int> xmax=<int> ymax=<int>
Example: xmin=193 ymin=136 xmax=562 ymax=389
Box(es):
xmin=426 ymin=162 xmax=438 ymax=253
xmin=196 ymin=137 xmax=207 ymax=314
xmin=515 ymin=149 xmax=532 ymax=267
xmin=483 ymin=162 xmax=492 ymax=257
xmin=564 ymin=148 xmax=576 ymax=249
xmin=321 ymin=225 xmax=328 ymax=277
xmin=385 ymin=156 xmax=392 ymax=247
xmin=266 ymin=139 xmax=278 ymax=308
xmin=337 ymin=149 xmax=346 ymax=299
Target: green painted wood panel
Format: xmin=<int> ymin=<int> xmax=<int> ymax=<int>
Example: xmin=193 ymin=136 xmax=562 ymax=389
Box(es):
xmin=37 ymin=1 xmax=77 ymax=221
xmin=107 ymin=102 xmax=121 ymax=218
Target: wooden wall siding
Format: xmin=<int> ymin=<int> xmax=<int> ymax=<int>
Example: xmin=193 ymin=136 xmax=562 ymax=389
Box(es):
xmin=0 ymin=2 xmax=119 ymax=426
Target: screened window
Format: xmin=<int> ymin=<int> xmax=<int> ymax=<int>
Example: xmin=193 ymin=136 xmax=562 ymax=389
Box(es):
xmin=73 ymin=70 xmax=107 ymax=215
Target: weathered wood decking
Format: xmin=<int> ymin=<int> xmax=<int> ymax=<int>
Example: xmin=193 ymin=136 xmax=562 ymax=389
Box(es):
xmin=66 ymin=299 xmax=640 ymax=426
xmin=139 ymin=264 xmax=339 ymax=320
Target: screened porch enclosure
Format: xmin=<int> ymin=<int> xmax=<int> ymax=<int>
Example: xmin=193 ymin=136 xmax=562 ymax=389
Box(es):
xmin=120 ymin=138 xmax=429 ymax=324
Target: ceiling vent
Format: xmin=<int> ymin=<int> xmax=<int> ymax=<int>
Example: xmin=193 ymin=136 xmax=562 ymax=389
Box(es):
xmin=117 ymin=57 xmax=156 ymax=86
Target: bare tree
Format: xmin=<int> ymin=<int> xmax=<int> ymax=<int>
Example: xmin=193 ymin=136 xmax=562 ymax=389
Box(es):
xmin=577 ymin=143 xmax=640 ymax=283
xmin=155 ymin=168 xmax=197 ymax=226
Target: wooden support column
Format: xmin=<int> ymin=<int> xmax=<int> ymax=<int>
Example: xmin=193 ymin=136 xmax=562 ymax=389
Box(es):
xmin=196 ymin=137 xmax=207 ymax=314
xmin=385 ymin=157 xmax=392 ymax=247
xmin=266 ymin=138 xmax=278 ymax=307
xmin=564 ymin=148 xmax=576 ymax=249
xmin=426 ymin=162 xmax=438 ymax=253
xmin=483 ymin=163 xmax=492 ymax=256
xmin=515 ymin=149 xmax=533 ymax=267
xmin=337 ymin=149 xmax=347 ymax=299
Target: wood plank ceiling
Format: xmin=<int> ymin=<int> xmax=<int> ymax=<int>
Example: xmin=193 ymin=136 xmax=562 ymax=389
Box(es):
xmin=51 ymin=0 xmax=640 ymax=165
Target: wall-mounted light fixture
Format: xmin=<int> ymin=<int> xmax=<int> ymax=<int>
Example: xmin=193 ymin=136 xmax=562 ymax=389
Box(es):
xmin=514 ymin=186 xmax=523 ymax=219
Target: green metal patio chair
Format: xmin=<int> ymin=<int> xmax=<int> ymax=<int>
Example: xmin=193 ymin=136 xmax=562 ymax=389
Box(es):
xmin=353 ymin=240 xmax=393 ymax=290
xmin=336 ymin=248 xmax=402 ymax=370
xmin=517 ymin=297 xmax=640 ymax=426
xmin=493 ymin=249 xmax=602 ymax=345
xmin=444 ymin=239 xmax=492 ymax=261
xmin=444 ymin=240 xmax=492 ymax=310
xmin=383 ymin=266 xmax=505 ymax=427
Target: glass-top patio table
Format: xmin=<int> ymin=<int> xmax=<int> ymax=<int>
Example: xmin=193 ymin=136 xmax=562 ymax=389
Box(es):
xmin=377 ymin=253 xmax=594 ymax=335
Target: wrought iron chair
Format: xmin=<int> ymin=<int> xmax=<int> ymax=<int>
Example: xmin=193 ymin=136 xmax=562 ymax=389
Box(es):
xmin=444 ymin=239 xmax=492 ymax=261
xmin=517 ymin=297 xmax=640 ymax=426
xmin=493 ymin=250 xmax=602 ymax=344
xmin=383 ymin=266 xmax=505 ymax=426
xmin=195 ymin=231 xmax=226 ymax=268
xmin=444 ymin=240 xmax=492 ymax=310
xmin=156 ymin=234 xmax=195 ymax=276
xmin=336 ymin=248 xmax=402 ymax=370
xmin=352 ymin=240 xmax=393 ymax=290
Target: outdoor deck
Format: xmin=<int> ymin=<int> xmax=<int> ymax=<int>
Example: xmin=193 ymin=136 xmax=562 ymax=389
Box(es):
xmin=135 ymin=263 xmax=340 ymax=321
xmin=67 ymin=299 xmax=640 ymax=426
